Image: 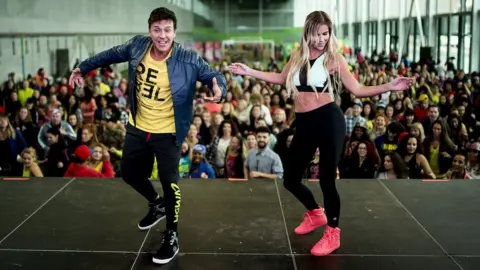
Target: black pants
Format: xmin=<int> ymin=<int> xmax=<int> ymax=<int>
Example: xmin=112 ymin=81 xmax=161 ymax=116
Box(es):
xmin=283 ymin=102 xmax=345 ymax=228
xmin=121 ymin=124 xmax=181 ymax=231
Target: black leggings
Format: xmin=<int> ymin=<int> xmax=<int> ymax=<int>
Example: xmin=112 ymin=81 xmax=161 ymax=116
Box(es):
xmin=283 ymin=102 xmax=345 ymax=227
xmin=121 ymin=124 xmax=181 ymax=231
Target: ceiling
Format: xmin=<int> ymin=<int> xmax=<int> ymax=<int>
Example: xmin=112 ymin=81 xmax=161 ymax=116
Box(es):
xmin=198 ymin=0 xmax=291 ymax=10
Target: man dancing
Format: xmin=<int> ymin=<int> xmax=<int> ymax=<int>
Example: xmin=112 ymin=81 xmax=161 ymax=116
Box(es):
xmin=69 ymin=7 xmax=226 ymax=264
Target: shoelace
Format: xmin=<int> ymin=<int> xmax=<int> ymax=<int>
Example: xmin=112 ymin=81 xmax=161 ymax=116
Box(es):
xmin=160 ymin=231 xmax=176 ymax=247
xmin=302 ymin=212 xmax=313 ymax=225
xmin=319 ymin=229 xmax=338 ymax=245
xmin=303 ymin=210 xmax=323 ymax=225
xmin=154 ymin=204 xmax=163 ymax=213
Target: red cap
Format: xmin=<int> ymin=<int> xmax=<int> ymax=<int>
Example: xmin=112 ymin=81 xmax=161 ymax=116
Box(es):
xmin=398 ymin=132 xmax=409 ymax=145
xmin=74 ymin=145 xmax=91 ymax=161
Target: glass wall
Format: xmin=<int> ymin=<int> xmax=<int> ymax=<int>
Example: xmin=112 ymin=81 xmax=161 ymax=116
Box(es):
xmin=367 ymin=21 xmax=377 ymax=54
xmin=384 ymin=19 xmax=399 ymax=52
xmin=436 ymin=12 xmax=472 ymax=72
xmin=337 ymin=0 xmax=474 ymax=71
xmin=353 ymin=22 xmax=362 ymax=49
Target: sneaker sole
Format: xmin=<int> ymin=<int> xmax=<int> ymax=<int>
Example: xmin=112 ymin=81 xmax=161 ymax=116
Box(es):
xmin=311 ymin=245 xmax=340 ymax=256
xmin=138 ymin=215 xmax=165 ymax=231
xmin=152 ymin=248 xmax=179 ymax=264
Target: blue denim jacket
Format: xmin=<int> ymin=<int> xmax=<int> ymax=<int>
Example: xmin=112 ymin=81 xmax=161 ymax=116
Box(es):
xmin=78 ymin=35 xmax=227 ymax=144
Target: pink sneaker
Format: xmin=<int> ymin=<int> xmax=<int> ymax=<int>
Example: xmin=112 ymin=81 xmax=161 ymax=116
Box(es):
xmin=311 ymin=225 xmax=341 ymax=256
xmin=294 ymin=208 xmax=327 ymax=235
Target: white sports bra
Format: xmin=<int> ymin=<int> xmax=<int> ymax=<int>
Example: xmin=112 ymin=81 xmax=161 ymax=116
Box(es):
xmin=292 ymin=53 xmax=335 ymax=94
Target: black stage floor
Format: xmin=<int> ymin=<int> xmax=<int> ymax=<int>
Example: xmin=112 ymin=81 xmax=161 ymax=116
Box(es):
xmin=0 ymin=177 xmax=478 ymax=270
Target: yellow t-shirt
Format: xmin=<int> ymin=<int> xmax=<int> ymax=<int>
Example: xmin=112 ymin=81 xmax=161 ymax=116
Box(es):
xmin=430 ymin=93 xmax=440 ymax=104
xmin=129 ymin=45 xmax=175 ymax=133
xmin=95 ymin=161 xmax=103 ymax=172
xmin=18 ymin=88 xmax=34 ymax=107
xmin=98 ymin=83 xmax=111 ymax=96
xmin=23 ymin=166 xmax=30 ymax=177
xmin=429 ymin=145 xmax=443 ymax=177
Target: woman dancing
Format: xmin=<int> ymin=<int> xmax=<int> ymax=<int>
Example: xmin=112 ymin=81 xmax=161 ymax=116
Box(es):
xmin=229 ymin=11 xmax=412 ymax=256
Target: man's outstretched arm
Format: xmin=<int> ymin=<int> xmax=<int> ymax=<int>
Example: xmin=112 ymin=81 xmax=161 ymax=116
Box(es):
xmin=70 ymin=35 xmax=139 ymax=87
xmin=78 ymin=35 xmax=138 ymax=75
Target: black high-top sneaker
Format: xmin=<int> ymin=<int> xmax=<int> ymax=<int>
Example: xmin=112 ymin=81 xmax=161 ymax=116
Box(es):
xmin=152 ymin=230 xmax=179 ymax=264
xmin=138 ymin=197 xmax=165 ymax=230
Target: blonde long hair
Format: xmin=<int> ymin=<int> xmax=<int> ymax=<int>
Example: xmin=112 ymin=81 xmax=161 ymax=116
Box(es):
xmin=0 ymin=114 xmax=16 ymax=140
xmin=285 ymin=11 xmax=341 ymax=99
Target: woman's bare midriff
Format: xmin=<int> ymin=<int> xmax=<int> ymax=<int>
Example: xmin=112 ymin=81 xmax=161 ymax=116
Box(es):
xmin=294 ymin=92 xmax=334 ymax=113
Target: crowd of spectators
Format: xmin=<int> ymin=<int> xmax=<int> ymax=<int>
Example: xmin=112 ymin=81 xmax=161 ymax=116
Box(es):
xmin=0 ymin=47 xmax=479 ymax=180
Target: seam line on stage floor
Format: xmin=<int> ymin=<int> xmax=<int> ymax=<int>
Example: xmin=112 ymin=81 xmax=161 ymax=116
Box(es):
xmin=377 ymin=179 xmax=466 ymax=270
xmin=1 ymin=249 xmax=479 ymax=258
xmin=0 ymin=178 xmax=76 ymax=245
xmin=130 ymin=228 xmax=151 ymax=270
xmin=274 ymin=179 xmax=297 ymax=270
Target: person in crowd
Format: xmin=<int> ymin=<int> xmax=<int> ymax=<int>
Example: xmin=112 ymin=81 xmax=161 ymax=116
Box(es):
xmin=0 ymin=113 xmax=26 ymax=176
xmin=244 ymin=126 xmax=283 ymax=180
xmin=37 ymin=109 xmax=77 ymax=152
xmin=80 ymin=86 xmax=97 ymax=124
xmin=19 ymin=147 xmax=43 ymax=177
xmin=375 ymin=152 xmax=409 ymax=179
xmin=271 ymin=108 xmax=289 ymax=134
xmin=396 ymin=134 xmax=436 ymax=179
xmin=206 ymin=120 xmax=238 ymax=177
xmin=185 ymin=124 xmax=201 ymax=149
xmin=422 ymin=104 xmax=448 ymax=137
xmin=369 ymin=113 xmax=387 ymax=141
xmin=64 ymin=145 xmax=113 ymax=178
xmin=409 ymin=122 xmax=426 ymax=143
xmin=79 ymin=123 xmax=99 ymax=147
xmin=224 ymin=134 xmax=246 ymax=178
xmin=305 ymin=147 xmax=320 ymax=179
xmin=42 ymin=128 xmax=69 ymax=177
xmin=375 ymin=122 xmax=405 ymax=158
xmin=14 ymin=107 xmax=39 ymax=150
xmin=189 ymin=144 xmax=215 ymax=179
xmin=85 ymin=143 xmax=115 ymax=178
xmin=445 ymin=153 xmax=471 ymax=179
xmin=465 ymin=142 xmax=480 ymax=178
xmin=245 ymin=133 xmax=257 ymax=151
xmin=345 ymin=99 xmax=367 ymax=136
xmin=423 ymin=120 xmax=456 ymax=179
xmin=343 ymin=141 xmax=377 ymax=178
xmin=178 ymin=142 xmax=191 ymax=179
xmin=254 ymin=118 xmax=277 ymax=149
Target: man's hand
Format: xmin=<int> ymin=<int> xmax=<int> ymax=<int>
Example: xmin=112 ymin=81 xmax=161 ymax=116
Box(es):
xmin=69 ymin=67 xmax=84 ymax=88
xmin=250 ymin=171 xmax=261 ymax=178
xmin=204 ymin=77 xmax=222 ymax=103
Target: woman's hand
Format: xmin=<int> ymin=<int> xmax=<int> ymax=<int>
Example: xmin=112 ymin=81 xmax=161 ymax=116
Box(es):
xmin=103 ymin=150 xmax=111 ymax=161
xmin=229 ymin=63 xmax=251 ymax=76
xmin=441 ymin=151 xmax=451 ymax=158
xmin=389 ymin=77 xmax=414 ymax=91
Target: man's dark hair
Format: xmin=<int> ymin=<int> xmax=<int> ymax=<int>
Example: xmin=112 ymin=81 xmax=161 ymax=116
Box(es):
xmin=256 ymin=126 xmax=270 ymax=135
xmin=148 ymin=7 xmax=177 ymax=30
